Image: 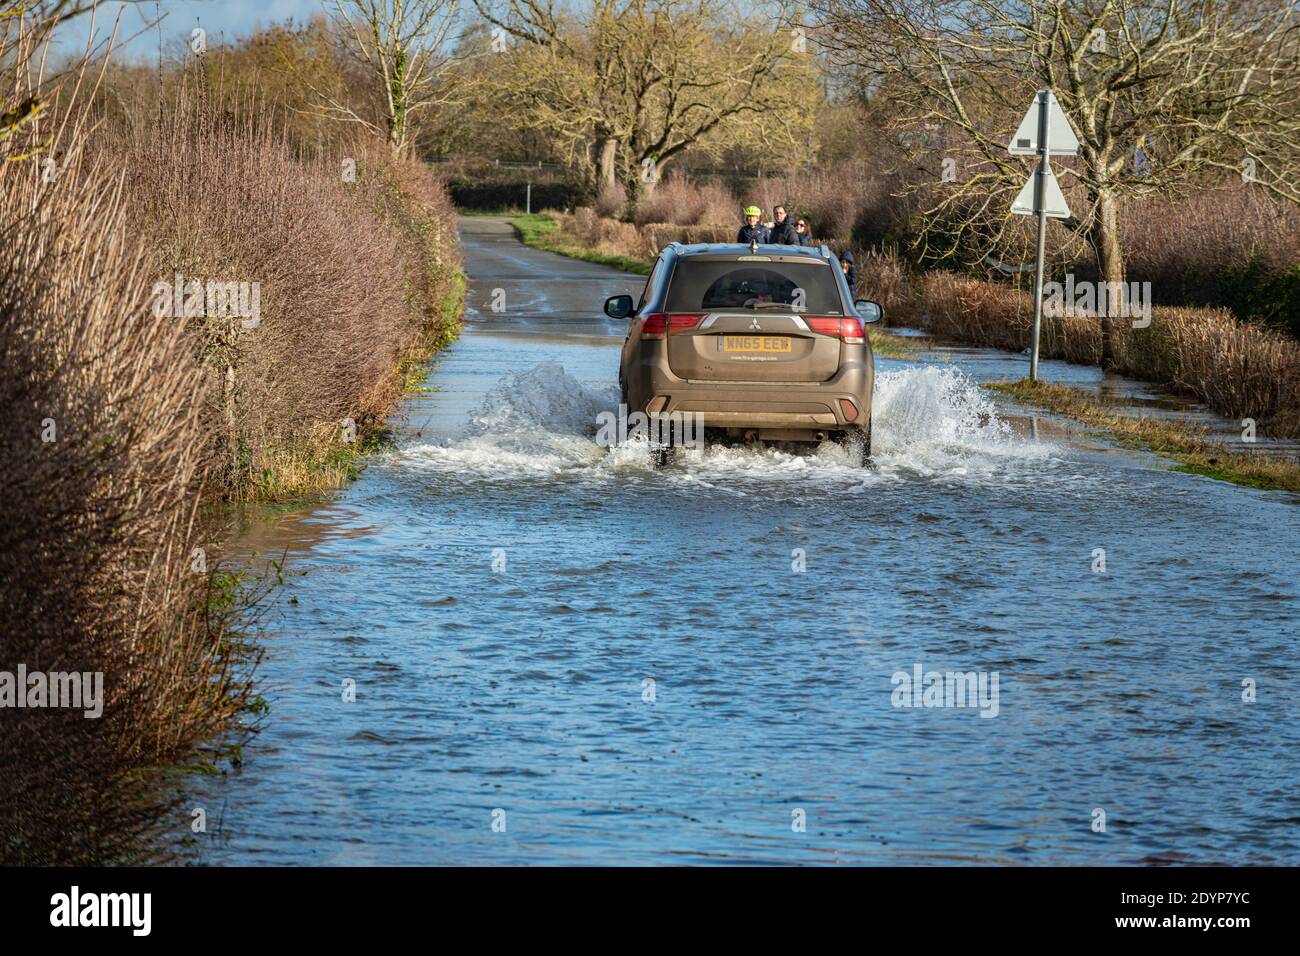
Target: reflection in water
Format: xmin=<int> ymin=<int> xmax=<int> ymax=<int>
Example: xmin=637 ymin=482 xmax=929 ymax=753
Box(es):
xmin=185 ymin=218 xmax=1300 ymax=866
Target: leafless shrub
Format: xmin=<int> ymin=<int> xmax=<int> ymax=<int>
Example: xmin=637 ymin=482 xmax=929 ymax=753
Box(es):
xmin=921 ymin=272 xmax=1100 ymax=364
xmin=1122 ymin=181 xmax=1300 ymax=328
xmin=592 ymin=216 xmax=642 ymax=257
xmin=757 ymin=163 xmax=875 ymax=244
xmin=569 ymin=205 xmax=598 ymax=238
xmin=640 ymin=223 xmax=734 ymax=250
xmin=594 ymin=180 xmax=626 ymax=219
xmin=633 ymin=176 xmax=736 ymax=226
xmin=114 ymin=88 xmax=459 ymax=498
xmin=920 ymin=273 xmax=1300 ymax=434
xmin=857 ymin=247 xmax=917 ymax=326
xmin=1116 ymin=307 xmax=1300 ymax=430
xmin=0 ymin=45 xmax=254 ymax=864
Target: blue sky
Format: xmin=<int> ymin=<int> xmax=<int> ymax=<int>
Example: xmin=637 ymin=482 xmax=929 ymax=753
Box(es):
xmin=59 ymin=1 xmax=326 ymax=60
xmin=57 ymin=0 xmax=781 ymax=60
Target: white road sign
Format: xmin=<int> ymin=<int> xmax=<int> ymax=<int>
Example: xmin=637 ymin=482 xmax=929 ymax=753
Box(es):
xmin=1008 ymin=90 xmax=1081 ymax=156
xmin=1007 ymin=90 xmax=1079 ymax=382
xmin=1011 ymin=165 xmax=1071 ymax=219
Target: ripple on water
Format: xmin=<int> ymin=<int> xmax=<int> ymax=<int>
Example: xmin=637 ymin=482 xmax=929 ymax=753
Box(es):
xmin=193 ymin=339 xmax=1300 ymax=866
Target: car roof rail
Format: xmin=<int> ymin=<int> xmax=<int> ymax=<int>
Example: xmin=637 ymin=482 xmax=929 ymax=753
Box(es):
xmin=818 ymin=243 xmax=833 ymax=259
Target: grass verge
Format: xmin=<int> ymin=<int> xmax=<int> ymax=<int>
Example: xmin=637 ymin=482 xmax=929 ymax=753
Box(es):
xmin=509 ymin=213 xmax=652 ymax=274
xmin=870 ymin=328 xmax=922 ymax=360
xmin=987 ymin=378 xmax=1300 ymax=494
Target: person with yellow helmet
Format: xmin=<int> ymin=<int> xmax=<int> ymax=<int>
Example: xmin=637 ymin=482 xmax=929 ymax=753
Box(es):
xmin=736 ymin=205 xmax=770 ymax=244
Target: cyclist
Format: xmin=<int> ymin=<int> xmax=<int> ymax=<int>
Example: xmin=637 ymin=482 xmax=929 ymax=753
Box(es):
xmin=737 ymin=205 xmax=770 ymax=244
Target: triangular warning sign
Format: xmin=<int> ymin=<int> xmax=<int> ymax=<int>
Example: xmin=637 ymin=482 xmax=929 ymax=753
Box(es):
xmin=1011 ymin=166 xmax=1071 ymax=218
xmin=1008 ymin=90 xmax=1081 ymax=156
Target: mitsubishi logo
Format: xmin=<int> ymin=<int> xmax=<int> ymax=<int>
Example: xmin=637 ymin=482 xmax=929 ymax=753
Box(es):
xmin=748 ymin=318 xmax=762 ymax=331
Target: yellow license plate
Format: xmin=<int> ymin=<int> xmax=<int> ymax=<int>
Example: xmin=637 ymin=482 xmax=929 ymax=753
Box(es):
xmin=719 ymin=335 xmax=792 ymax=353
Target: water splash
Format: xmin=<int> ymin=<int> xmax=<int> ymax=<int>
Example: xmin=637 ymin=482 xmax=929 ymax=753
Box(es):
xmin=405 ymin=362 xmax=613 ymax=475
xmin=464 ymin=361 xmax=613 ymax=438
xmin=402 ymin=361 xmax=1054 ymax=486
xmin=869 ymin=366 xmax=1054 ymax=480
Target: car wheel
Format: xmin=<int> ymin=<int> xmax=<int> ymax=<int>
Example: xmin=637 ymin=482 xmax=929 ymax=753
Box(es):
xmin=649 ymin=440 xmax=684 ymax=469
xmin=836 ymin=421 xmax=871 ymax=466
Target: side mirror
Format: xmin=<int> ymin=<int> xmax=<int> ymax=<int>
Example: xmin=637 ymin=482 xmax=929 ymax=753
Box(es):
xmin=604 ymin=294 xmax=634 ymax=319
xmin=854 ymin=299 xmax=883 ymax=324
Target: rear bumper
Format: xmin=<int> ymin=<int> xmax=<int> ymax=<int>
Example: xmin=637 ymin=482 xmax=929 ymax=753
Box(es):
xmin=625 ymin=343 xmax=873 ymax=432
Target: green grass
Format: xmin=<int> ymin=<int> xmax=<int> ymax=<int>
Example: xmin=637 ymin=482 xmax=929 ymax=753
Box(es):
xmin=508 ymin=213 xmax=652 ymax=275
xmin=987 ymin=378 xmax=1300 ymax=494
xmin=399 ymin=267 xmax=466 ymax=391
xmin=246 ymin=430 xmax=382 ymax=502
xmin=869 ymin=327 xmax=923 ymax=360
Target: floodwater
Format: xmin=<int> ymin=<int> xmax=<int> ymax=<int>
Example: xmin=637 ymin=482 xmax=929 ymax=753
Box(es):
xmin=186 ymin=217 xmax=1300 ymax=865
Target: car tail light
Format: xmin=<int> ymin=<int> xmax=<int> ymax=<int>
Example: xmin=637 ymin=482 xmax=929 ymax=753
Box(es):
xmin=841 ymin=318 xmax=865 ymax=345
xmin=642 ymin=313 xmax=703 ymax=339
xmin=839 ymin=398 xmax=859 ymax=422
xmin=805 ymin=316 xmax=865 ymax=344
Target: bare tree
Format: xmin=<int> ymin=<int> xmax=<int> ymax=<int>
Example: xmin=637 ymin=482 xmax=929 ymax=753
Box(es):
xmin=312 ymin=0 xmax=463 ymax=156
xmin=473 ymin=0 xmax=817 ymax=212
xmin=808 ymin=0 xmax=1300 ymax=363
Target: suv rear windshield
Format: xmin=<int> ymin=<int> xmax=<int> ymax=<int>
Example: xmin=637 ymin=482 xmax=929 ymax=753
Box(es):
xmin=663 ymin=258 xmax=845 ymax=314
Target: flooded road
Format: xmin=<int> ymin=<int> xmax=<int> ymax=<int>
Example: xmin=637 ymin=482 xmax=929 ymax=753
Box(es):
xmin=190 ymin=217 xmax=1300 ymax=865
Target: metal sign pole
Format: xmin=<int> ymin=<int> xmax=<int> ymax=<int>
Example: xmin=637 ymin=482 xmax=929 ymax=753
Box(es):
xmin=1029 ymin=90 xmax=1050 ymax=382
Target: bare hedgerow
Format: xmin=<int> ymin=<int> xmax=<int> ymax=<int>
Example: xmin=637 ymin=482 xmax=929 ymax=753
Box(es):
xmin=856 ymin=248 xmax=917 ymax=326
xmin=0 ymin=36 xmax=255 ymax=864
xmin=1 ymin=13 xmax=462 ymax=862
xmin=1121 ymin=182 xmax=1300 ymax=333
xmin=1114 ymin=306 xmax=1300 ymax=431
xmin=112 ymin=81 xmax=460 ymax=500
xmin=632 ymin=176 xmax=735 ymax=227
xmin=920 ymin=272 xmax=1100 ymax=365
xmin=594 ymin=180 xmax=627 ymax=219
xmin=918 ymin=272 xmax=1300 ymax=434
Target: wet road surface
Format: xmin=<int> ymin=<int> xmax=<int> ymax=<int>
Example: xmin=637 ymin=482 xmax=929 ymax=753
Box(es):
xmin=188 ymin=216 xmax=1300 ymax=865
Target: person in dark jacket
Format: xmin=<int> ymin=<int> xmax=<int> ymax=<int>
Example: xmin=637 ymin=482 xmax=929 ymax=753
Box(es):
xmin=838 ymin=249 xmax=858 ymax=295
xmin=737 ymin=205 xmax=770 ymax=244
xmin=794 ymin=217 xmax=813 ymax=246
xmin=767 ymin=205 xmax=798 ymax=245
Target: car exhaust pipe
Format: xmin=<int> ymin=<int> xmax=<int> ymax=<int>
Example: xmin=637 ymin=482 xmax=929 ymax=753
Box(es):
xmin=814 ymin=431 xmax=828 ymax=442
